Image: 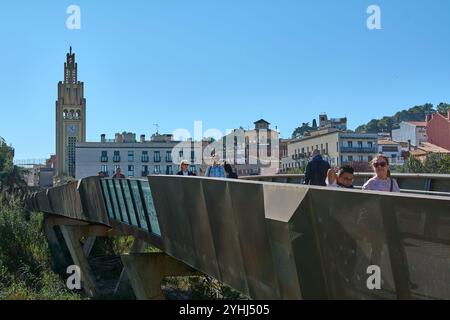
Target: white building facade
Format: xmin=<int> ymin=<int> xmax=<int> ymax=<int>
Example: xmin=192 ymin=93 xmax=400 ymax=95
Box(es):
xmin=281 ymin=130 xmax=378 ymax=172
xmin=75 ymin=132 xmax=199 ymax=179
xmin=391 ymin=121 xmax=427 ymax=147
xmin=378 ymin=140 xmax=403 ymax=165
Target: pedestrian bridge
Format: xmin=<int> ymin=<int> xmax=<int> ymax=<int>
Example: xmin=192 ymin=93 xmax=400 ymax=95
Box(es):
xmin=26 ymin=175 xmax=450 ymax=299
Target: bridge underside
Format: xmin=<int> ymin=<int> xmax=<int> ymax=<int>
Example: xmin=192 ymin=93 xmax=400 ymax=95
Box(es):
xmin=27 ymin=176 xmax=450 ymax=299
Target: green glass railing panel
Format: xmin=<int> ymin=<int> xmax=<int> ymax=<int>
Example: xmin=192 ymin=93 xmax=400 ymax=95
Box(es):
xmin=101 ymin=179 xmax=114 ymax=219
xmin=108 ymin=179 xmax=121 ymax=221
xmin=141 ymin=181 xmax=161 ymax=236
xmin=114 ymin=179 xmax=130 ymax=224
xmin=122 ymin=181 xmax=139 ymax=227
xmin=130 ymin=180 xmax=149 ymax=231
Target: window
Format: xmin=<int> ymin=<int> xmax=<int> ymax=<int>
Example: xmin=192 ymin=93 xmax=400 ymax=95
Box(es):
xmin=191 ymin=150 xmax=195 ymax=162
xmin=113 ymin=151 xmax=120 ymax=162
xmin=179 ymin=150 xmax=184 ymax=158
xmin=154 ymin=165 xmax=161 ymax=174
xmin=154 ymin=151 xmax=161 ymax=162
xmin=358 ymin=141 xmax=363 ymax=149
xmin=166 ymin=165 xmax=173 ymax=175
xmin=101 ymin=165 xmax=108 ymax=175
xmin=101 ymin=151 xmax=108 ymax=162
xmin=326 ymin=143 xmax=329 ymax=154
xmin=142 ymin=165 xmax=149 ymax=177
xmin=189 ymin=165 xmax=197 ymax=174
xmin=67 ymin=137 xmax=76 ymax=177
xmin=128 ymin=165 xmax=134 ymax=177
xmin=128 ymin=151 xmax=134 ymax=162
xmin=359 ymin=155 xmax=363 ymax=161
xmin=336 ymin=142 xmax=339 ymax=152
xmin=347 ymin=141 xmax=353 ymax=148
xmin=368 ymin=156 xmax=373 ymax=162
xmin=141 ymin=151 xmax=149 ymax=162
xmin=368 ymin=141 xmax=373 ymax=148
xmin=166 ymin=151 xmax=172 ymax=162
xmin=348 ymin=156 xmax=353 ymax=162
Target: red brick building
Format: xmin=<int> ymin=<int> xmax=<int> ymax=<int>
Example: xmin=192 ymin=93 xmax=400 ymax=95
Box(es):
xmin=426 ymin=111 xmax=450 ymax=151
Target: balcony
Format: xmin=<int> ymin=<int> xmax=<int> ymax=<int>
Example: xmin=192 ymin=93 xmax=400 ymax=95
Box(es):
xmin=340 ymin=147 xmax=377 ymax=153
xmin=100 ymin=156 xmax=108 ymax=162
xmin=340 ymin=133 xmax=378 ymax=139
xmin=291 ymin=154 xmax=307 ymax=161
xmin=113 ymin=156 xmax=121 ymax=162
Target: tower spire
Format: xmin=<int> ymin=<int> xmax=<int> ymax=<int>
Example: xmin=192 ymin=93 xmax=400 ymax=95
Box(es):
xmin=64 ymin=47 xmax=77 ymax=84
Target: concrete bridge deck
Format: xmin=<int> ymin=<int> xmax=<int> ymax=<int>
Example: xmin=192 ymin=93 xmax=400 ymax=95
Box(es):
xmin=26 ymin=175 xmax=450 ymax=299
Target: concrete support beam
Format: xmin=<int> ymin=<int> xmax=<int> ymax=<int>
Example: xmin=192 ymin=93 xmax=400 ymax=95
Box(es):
xmin=114 ymin=238 xmax=147 ymax=295
xmin=43 ymin=216 xmax=73 ymax=274
xmin=60 ymin=226 xmax=98 ymax=297
xmin=121 ymin=252 xmax=202 ymax=300
xmin=82 ymin=236 xmax=96 ymax=257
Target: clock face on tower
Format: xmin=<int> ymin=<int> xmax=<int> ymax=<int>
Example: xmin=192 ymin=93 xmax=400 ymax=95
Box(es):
xmin=66 ymin=124 xmax=79 ymax=136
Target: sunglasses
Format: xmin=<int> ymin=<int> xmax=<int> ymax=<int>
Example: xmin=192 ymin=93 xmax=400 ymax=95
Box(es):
xmin=373 ymin=162 xmax=387 ymax=168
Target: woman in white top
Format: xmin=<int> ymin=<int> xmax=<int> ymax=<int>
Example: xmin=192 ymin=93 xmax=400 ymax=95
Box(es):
xmin=362 ymin=155 xmax=400 ymax=192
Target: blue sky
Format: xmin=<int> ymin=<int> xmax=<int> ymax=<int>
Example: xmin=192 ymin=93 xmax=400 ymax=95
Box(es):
xmin=1 ymin=0 xmax=450 ymax=159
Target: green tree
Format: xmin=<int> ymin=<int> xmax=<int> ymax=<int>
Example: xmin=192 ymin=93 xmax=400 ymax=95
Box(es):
xmin=400 ymin=156 xmax=424 ymax=173
xmin=436 ymin=102 xmax=450 ymax=116
xmin=356 ymin=103 xmax=441 ymax=133
xmin=400 ymin=154 xmax=450 ymax=174
xmin=0 ymin=137 xmax=28 ymax=199
xmin=423 ymin=154 xmax=450 ymax=174
xmin=292 ymin=122 xmax=313 ymax=138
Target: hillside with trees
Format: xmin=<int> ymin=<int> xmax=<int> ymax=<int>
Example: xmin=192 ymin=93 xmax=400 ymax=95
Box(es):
xmin=355 ymin=103 xmax=450 ymax=133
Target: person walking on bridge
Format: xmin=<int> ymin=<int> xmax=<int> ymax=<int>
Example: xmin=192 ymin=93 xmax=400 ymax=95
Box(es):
xmin=205 ymin=155 xmax=226 ymax=178
xmin=177 ymin=160 xmax=197 ymax=176
xmin=304 ymin=149 xmax=330 ymax=186
xmin=362 ymin=155 xmax=400 ymax=192
xmin=112 ymin=167 xmax=125 ymax=179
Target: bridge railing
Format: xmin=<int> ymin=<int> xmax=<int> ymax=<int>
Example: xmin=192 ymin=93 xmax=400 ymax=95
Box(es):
xmin=240 ymin=173 xmax=450 ymax=196
xmin=26 ymin=175 xmax=450 ymax=300
xmin=99 ymin=178 xmax=161 ymax=237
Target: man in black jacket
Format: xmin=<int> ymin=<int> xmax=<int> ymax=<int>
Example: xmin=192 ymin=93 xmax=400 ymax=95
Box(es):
xmin=304 ymin=149 xmax=330 ymax=186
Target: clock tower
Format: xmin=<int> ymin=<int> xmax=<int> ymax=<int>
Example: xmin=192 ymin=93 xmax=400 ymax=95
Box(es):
xmin=55 ymin=47 xmax=86 ymax=178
